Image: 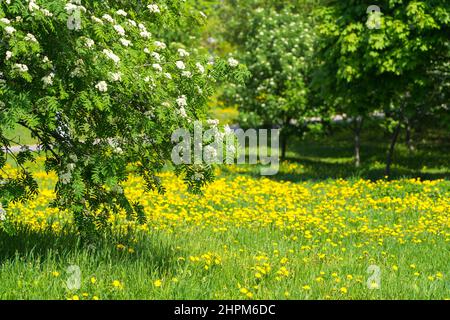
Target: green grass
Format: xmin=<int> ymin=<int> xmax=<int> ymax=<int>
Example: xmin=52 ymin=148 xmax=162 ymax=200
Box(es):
xmin=3 ymin=125 xmax=37 ymax=146
xmin=0 ymin=121 xmax=448 ymax=300
xmin=0 ymin=214 xmax=449 ymax=300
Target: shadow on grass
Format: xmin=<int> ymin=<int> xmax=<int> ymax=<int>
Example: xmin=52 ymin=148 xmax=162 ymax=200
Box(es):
xmin=0 ymin=225 xmax=181 ymax=274
xmin=222 ymin=129 xmax=449 ymax=183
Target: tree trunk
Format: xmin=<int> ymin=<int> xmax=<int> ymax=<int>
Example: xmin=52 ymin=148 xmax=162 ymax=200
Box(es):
xmin=386 ymin=123 xmax=402 ymax=177
xmin=353 ymin=117 xmax=364 ymax=167
xmin=281 ymin=133 xmax=288 ymax=161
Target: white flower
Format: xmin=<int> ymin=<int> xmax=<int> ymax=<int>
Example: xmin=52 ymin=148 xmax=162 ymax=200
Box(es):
xmin=29 ymin=1 xmax=40 ymax=12
xmin=5 ymin=26 xmax=16 ymax=35
xmin=204 ymin=145 xmax=218 ymax=162
xmin=193 ymin=172 xmax=204 ymax=181
xmin=85 ymin=38 xmax=95 ymax=48
xmin=109 ymin=72 xmax=122 ymax=82
xmin=0 ymin=203 xmax=6 ymax=221
xmin=65 ymin=3 xmax=78 ymax=14
xmin=0 ymin=18 xmax=11 ymax=24
xmin=178 ymin=107 xmax=187 ymax=118
xmin=91 ymin=16 xmax=103 ymax=24
xmin=176 ymin=95 xmax=187 ymax=108
xmin=178 ymin=48 xmax=190 ymax=57
xmin=60 ymin=172 xmax=72 ymax=185
xmin=42 ymin=72 xmax=55 ymax=87
xmin=152 ymin=63 xmax=162 ymax=72
xmin=151 ymin=52 xmax=161 ymax=61
xmin=140 ymin=30 xmax=151 ymax=39
xmin=42 ymin=56 xmax=50 ymax=63
xmin=176 ymin=61 xmax=186 ymax=70
xmin=228 ymin=57 xmax=239 ymax=67
xmin=114 ymin=24 xmax=126 ymax=36
xmin=95 ymin=81 xmax=108 ymax=92
xmin=5 ymin=51 xmax=12 ymax=60
xmin=207 ymin=119 xmax=219 ymax=126
xmin=196 ymin=63 xmax=205 ymax=74
xmin=199 ymin=11 xmax=207 ymax=19
xmin=148 ymin=4 xmax=160 ymax=13
xmin=41 ymin=8 xmax=53 ymax=17
xmin=113 ymin=147 xmax=123 ymax=154
xmin=128 ymin=19 xmax=137 ymax=27
xmin=116 ymin=9 xmax=128 ymax=17
xmin=154 ymin=41 xmax=166 ymax=50
xmin=164 ymin=73 xmax=172 ymax=80
xmin=103 ymin=49 xmax=120 ymax=64
xmin=182 ymin=71 xmax=192 ymax=78
xmin=138 ymin=23 xmax=147 ymax=31
xmin=102 ymin=14 xmax=115 ymax=23
xmin=14 ymin=63 xmax=28 ymax=73
xmin=78 ymin=5 xmax=87 ymax=13
xmin=24 ymin=33 xmax=37 ymax=43
xmin=144 ymin=47 xmax=150 ymax=54
xmin=119 ymin=38 xmax=131 ymax=47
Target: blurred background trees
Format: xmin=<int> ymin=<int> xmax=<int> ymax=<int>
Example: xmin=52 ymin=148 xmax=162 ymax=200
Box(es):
xmin=208 ymin=0 xmax=449 ymax=173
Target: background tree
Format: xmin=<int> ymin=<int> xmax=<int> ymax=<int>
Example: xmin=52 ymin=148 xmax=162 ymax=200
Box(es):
xmin=219 ymin=0 xmax=317 ymax=160
xmin=314 ymin=0 xmax=450 ymax=173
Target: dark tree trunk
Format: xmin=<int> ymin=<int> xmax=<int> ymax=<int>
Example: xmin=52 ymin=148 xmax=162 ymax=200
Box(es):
xmin=353 ymin=117 xmax=364 ymax=168
xmin=280 ymin=118 xmax=291 ymax=162
xmin=386 ymin=123 xmax=402 ymax=177
xmin=281 ymin=132 xmax=288 ymax=161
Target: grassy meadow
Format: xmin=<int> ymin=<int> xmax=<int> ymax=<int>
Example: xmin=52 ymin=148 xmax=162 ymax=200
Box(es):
xmin=0 ymin=121 xmax=449 ymax=300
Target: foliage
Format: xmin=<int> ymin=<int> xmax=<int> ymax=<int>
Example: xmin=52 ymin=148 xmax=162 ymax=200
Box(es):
xmin=0 ymin=0 xmax=247 ymax=235
xmin=314 ymin=0 xmax=450 ymax=168
xmin=220 ymin=1 xmax=316 ymax=134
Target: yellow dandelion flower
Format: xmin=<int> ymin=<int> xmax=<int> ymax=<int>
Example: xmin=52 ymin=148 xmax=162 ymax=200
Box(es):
xmin=302 ymin=285 xmax=311 ymax=291
xmin=240 ymin=288 xmax=249 ymax=294
xmin=154 ymin=279 xmax=162 ymax=287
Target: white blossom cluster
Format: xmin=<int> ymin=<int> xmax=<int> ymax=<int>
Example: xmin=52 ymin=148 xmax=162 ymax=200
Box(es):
xmin=0 ymin=203 xmax=6 ymax=221
xmin=1 ymin=1 xmax=229 ymax=129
